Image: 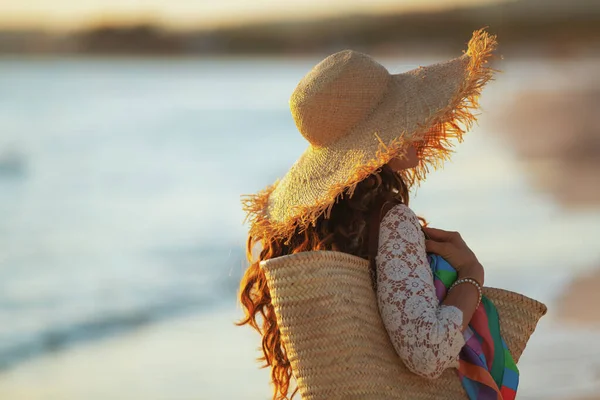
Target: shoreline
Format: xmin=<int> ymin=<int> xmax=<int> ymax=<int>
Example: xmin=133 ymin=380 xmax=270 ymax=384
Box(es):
xmin=494 ymin=78 xmax=600 ymax=330
xmin=0 ymin=306 xmax=272 ymax=400
xmin=0 ymin=281 xmax=598 ymax=399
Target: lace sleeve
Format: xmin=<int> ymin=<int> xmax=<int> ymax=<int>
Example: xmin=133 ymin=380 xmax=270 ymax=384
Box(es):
xmin=375 ymin=204 xmax=465 ymax=379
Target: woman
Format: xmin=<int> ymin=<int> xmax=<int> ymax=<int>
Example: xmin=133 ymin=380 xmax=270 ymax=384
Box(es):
xmin=238 ymin=29 xmax=502 ymax=399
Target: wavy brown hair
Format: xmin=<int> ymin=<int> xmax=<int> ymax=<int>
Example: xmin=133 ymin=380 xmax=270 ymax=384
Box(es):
xmin=236 ymin=164 xmax=425 ymax=400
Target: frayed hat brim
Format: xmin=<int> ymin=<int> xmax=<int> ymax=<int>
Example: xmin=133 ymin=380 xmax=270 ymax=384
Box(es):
xmin=242 ymin=28 xmax=498 ymax=244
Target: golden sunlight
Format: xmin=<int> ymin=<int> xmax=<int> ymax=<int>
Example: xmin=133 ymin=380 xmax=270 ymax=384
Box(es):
xmin=0 ymin=0 xmax=502 ymax=30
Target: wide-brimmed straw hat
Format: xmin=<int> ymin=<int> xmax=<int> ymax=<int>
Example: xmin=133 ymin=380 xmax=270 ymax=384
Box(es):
xmin=261 ymin=250 xmax=547 ymax=399
xmin=241 ymin=28 xmax=498 ymax=244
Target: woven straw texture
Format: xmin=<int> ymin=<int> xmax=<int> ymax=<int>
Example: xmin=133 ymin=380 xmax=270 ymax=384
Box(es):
xmin=260 ymin=250 xmax=547 ymax=400
xmin=242 ymin=29 xmax=498 ymax=245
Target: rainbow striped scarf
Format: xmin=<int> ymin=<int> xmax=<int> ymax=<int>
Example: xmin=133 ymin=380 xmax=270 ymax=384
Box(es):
xmin=427 ymin=253 xmax=519 ymax=400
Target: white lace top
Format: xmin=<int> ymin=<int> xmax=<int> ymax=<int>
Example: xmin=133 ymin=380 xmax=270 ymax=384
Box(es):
xmin=375 ymin=203 xmax=465 ymax=379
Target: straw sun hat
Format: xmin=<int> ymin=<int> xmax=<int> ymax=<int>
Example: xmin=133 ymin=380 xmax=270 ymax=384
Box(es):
xmin=241 ymin=28 xmax=498 ymax=243
xmin=261 ymin=251 xmax=547 ymax=399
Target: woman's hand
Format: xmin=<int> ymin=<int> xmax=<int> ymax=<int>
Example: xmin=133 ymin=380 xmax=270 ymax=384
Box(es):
xmin=423 ymin=227 xmax=485 ymax=286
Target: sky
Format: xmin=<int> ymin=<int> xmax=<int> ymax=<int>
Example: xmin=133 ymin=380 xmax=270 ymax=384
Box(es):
xmin=0 ymin=0 xmax=501 ymax=31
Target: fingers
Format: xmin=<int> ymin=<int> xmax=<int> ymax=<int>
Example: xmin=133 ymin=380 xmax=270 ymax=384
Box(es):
xmin=425 ymin=239 xmax=450 ymax=256
xmin=422 ymin=227 xmax=462 ymax=243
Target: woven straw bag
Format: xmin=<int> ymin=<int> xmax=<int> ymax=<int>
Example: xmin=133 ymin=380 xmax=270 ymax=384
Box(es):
xmin=260 ymin=250 xmax=547 ymax=400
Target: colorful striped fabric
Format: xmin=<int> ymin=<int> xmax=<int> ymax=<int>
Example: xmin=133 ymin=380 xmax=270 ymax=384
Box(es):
xmin=427 ymin=253 xmax=519 ymax=400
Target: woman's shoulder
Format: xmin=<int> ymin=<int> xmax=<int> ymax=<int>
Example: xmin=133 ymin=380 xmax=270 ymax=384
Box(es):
xmin=381 ymin=203 xmax=418 ymax=224
xmin=377 ymin=203 xmax=426 ymax=256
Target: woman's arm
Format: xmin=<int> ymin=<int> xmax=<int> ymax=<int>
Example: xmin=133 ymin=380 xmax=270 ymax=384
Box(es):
xmin=424 ymin=227 xmax=485 ymax=329
xmin=376 ymin=204 xmax=465 ymax=379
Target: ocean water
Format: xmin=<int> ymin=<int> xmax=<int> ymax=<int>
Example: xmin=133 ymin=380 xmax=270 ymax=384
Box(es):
xmin=0 ymin=55 xmax=599 ymax=397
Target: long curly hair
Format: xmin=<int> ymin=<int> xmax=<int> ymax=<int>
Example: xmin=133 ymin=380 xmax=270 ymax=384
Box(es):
xmin=237 ymin=164 xmax=423 ymax=400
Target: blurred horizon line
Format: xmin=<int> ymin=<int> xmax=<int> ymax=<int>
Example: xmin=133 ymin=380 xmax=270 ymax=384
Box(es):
xmin=0 ymin=0 xmax=506 ymax=33
xmin=0 ymin=0 xmax=598 ymax=57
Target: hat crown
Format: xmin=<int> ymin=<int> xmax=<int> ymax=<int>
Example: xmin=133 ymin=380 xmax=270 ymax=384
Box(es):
xmin=289 ymin=50 xmax=391 ymax=147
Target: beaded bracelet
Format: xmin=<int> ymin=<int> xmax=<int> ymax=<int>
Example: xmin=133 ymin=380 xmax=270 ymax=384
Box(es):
xmin=448 ymin=277 xmax=483 ymax=307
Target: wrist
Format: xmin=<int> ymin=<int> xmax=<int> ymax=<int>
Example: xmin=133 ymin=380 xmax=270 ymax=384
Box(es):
xmin=448 ymin=277 xmax=483 ymax=307
xmin=458 ymin=263 xmax=484 ymax=286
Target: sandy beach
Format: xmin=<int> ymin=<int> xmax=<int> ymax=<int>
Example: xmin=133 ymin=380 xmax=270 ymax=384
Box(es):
xmin=0 ymin=302 xmax=599 ymax=399
xmin=0 ymin=306 xmax=272 ymax=400
xmin=495 ymin=72 xmax=600 ymax=397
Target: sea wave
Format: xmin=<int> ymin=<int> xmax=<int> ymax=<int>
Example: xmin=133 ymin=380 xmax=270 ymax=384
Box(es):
xmin=0 ymin=244 xmax=247 ymax=371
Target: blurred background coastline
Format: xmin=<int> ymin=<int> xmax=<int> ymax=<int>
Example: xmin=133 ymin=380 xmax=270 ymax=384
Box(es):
xmin=1 ymin=0 xmax=599 ymax=58
xmin=1 ymin=0 xmax=599 ymax=399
